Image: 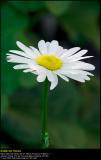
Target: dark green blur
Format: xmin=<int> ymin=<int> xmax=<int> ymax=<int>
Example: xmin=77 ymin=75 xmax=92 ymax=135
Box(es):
xmin=1 ymin=1 xmax=100 ymax=149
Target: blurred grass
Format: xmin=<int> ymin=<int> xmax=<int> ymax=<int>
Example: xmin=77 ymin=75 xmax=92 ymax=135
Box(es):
xmin=1 ymin=1 xmax=100 ymax=149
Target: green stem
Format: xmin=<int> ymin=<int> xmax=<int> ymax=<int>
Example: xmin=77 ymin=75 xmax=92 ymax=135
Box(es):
xmin=42 ymin=79 xmax=49 ymax=148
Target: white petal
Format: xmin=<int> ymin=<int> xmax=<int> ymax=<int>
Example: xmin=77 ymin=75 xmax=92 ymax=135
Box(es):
xmin=46 ymin=42 xmax=50 ymax=48
xmin=38 ymin=40 xmax=47 ymax=54
xmin=63 ymin=73 xmax=91 ymax=82
xmin=64 ymin=73 xmax=85 ymax=82
xmin=23 ymin=69 xmax=33 ymax=73
xmin=84 ymin=76 xmax=90 ymax=80
xmin=46 ymin=42 xmax=50 ymax=53
xmin=58 ymin=69 xmax=94 ymax=78
xmin=61 ymin=47 xmax=80 ymax=58
xmin=47 ymin=71 xmax=58 ymax=90
xmin=31 ymin=71 xmax=38 ymax=75
xmin=68 ymin=50 xmax=88 ymax=59
xmin=50 ymin=74 xmax=58 ymax=90
xmin=56 ymin=48 xmax=67 ymax=57
xmin=57 ymin=73 xmax=69 ymax=82
xmin=47 ymin=71 xmax=55 ymax=82
xmin=28 ymin=65 xmax=36 ymax=71
xmin=62 ymin=61 xmax=95 ymax=70
xmin=16 ymin=41 xmax=35 ymax=58
xmin=60 ymin=69 xmax=94 ymax=76
xmin=27 ymin=64 xmax=46 ymax=75
xmin=55 ymin=46 xmax=63 ymax=54
xmin=68 ymin=56 xmax=93 ymax=62
xmin=36 ymin=66 xmax=47 ymax=75
xmin=79 ymin=70 xmax=94 ymax=76
xmin=30 ymin=46 xmax=40 ymax=56
xmin=13 ymin=64 xmax=29 ymax=69
xmin=7 ymin=54 xmax=34 ymax=64
xmin=9 ymin=50 xmax=31 ymax=58
xmin=49 ymin=40 xmax=59 ymax=54
xmin=37 ymin=73 xmax=46 ymax=82
xmin=16 ymin=41 xmax=27 ymax=51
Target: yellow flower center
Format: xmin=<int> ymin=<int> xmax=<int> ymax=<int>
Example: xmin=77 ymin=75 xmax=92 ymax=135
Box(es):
xmin=35 ymin=54 xmax=63 ymax=71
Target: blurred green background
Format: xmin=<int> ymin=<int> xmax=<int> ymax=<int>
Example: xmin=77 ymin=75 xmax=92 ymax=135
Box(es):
xmin=1 ymin=1 xmax=100 ymax=149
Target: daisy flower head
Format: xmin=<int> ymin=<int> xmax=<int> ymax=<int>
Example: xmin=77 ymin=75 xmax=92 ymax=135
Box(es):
xmin=6 ymin=40 xmax=95 ymax=90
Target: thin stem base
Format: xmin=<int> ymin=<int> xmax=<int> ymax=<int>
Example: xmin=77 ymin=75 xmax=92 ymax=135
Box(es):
xmin=42 ymin=79 xmax=49 ymax=148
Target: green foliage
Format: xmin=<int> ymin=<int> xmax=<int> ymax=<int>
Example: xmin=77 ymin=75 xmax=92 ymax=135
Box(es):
xmin=9 ymin=1 xmax=45 ymax=13
xmin=45 ymin=1 xmax=71 ymax=16
xmin=1 ymin=79 xmax=100 ymax=148
xmin=80 ymin=77 xmax=100 ymax=132
xmin=1 ymin=3 xmax=37 ymax=95
xmin=60 ymin=1 xmax=100 ymax=49
xmin=1 ymin=1 xmax=100 ymax=149
xmin=1 ymin=95 xmax=9 ymax=116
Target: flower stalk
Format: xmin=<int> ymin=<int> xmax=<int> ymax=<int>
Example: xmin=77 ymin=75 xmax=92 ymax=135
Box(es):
xmin=42 ymin=79 xmax=49 ymax=148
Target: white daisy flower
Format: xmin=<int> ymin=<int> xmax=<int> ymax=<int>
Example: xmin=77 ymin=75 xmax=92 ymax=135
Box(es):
xmin=6 ymin=40 xmax=95 ymax=90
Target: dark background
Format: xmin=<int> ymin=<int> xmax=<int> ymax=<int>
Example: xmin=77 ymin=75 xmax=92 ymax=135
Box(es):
xmin=1 ymin=1 xmax=100 ymax=149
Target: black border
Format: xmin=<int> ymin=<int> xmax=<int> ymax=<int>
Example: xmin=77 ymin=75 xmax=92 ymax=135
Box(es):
xmin=0 ymin=0 xmax=100 ymax=159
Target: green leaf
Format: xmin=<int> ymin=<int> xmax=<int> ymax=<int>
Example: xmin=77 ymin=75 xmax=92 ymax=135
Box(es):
xmin=79 ymin=77 xmax=100 ymax=131
xmin=49 ymin=121 xmax=86 ymax=148
xmin=1 ymin=4 xmax=33 ymax=95
xmin=49 ymin=80 xmax=82 ymax=122
xmin=1 ymin=3 xmax=28 ymax=53
xmin=60 ymin=1 xmax=100 ymax=49
xmin=1 ymin=110 xmax=41 ymax=148
xmin=1 ymin=80 xmax=100 ymax=148
xmin=1 ymin=95 xmax=9 ymax=116
xmin=9 ymin=1 xmax=45 ymax=13
xmin=45 ymin=1 xmax=71 ymax=16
